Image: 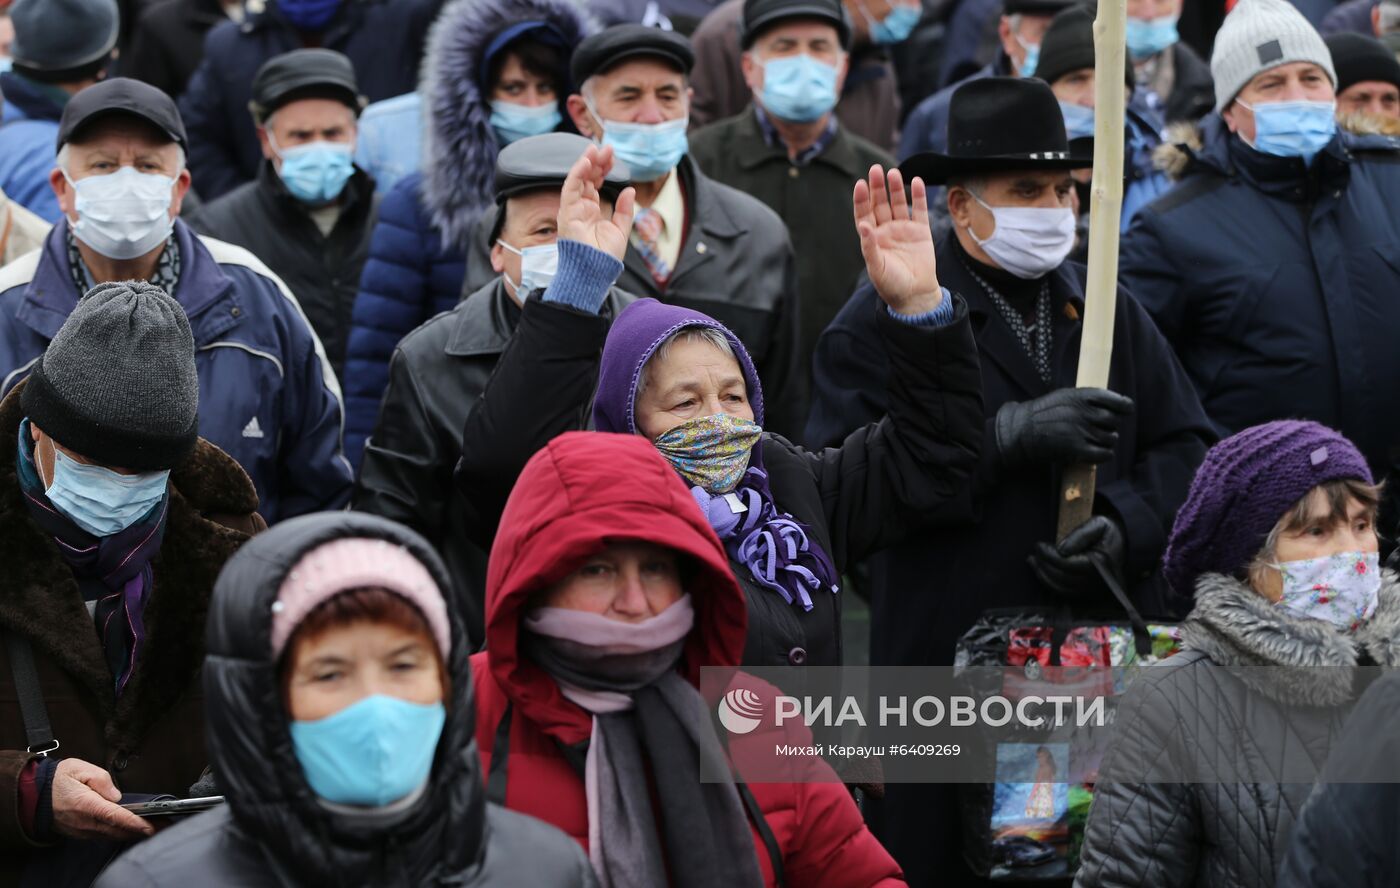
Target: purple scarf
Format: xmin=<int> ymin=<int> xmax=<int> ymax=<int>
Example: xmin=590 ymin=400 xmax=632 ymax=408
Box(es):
xmin=592 ymin=298 xmax=841 ymax=611
xmin=689 ymin=468 xmax=839 ymax=611
xmin=17 ymin=422 xmax=169 ymax=695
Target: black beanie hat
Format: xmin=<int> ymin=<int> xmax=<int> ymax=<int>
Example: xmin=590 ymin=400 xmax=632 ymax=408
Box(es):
xmin=1036 ymin=4 xmax=1134 ymax=91
xmin=1327 ymin=32 xmax=1400 ymax=95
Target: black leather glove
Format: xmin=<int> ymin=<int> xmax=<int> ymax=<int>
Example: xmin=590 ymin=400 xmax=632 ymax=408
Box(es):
xmin=1029 ymin=516 xmax=1127 ymax=600
xmin=995 ymin=388 xmax=1134 ymax=468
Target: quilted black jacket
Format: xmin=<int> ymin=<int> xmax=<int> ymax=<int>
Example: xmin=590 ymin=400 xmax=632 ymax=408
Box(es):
xmin=1075 ymin=572 xmax=1400 ymax=888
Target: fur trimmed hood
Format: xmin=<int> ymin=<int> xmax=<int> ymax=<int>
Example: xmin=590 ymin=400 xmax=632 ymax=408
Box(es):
xmin=420 ymin=0 xmax=596 ymax=249
xmin=1153 ymin=113 xmax=1400 ymax=181
xmin=1182 ymin=571 xmax=1400 ymax=708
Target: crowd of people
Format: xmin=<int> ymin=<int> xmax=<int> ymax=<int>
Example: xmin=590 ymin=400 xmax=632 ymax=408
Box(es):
xmin=1 ymin=0 xmax=1400 ymax=884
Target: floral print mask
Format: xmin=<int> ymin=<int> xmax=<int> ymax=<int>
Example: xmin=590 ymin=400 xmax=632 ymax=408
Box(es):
xmin=1273 ymin=550 xmax=1381 ymax=632
xmin=652 ymin=413 xmax=762 ymax=494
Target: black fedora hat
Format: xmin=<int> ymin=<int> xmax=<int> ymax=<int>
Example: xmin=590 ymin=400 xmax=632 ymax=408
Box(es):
xmin=900 ymin=77 xmax=1093 ymax=185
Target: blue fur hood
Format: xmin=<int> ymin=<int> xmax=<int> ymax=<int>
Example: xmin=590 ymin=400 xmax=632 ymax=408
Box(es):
xmin=421 ymin=0 xmax=596 ymax=249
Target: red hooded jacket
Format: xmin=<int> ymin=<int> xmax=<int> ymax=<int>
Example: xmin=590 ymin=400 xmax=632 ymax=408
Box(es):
xmin=470 ymin=431 xmax=904 ymax=887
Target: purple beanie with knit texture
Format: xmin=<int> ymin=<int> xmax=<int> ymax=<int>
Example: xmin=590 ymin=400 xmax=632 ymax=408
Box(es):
xmin=1162 ymin=420 xmax=1373 ymax=598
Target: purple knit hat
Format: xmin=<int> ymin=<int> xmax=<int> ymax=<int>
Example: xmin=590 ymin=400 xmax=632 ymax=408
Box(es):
xmin=1162 ymin=420 xmax=1373 ymax=598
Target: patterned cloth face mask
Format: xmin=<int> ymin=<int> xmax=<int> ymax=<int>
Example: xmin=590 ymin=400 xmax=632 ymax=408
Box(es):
xmin=652 ymin=413 xmax=763 ymax=494
xmin=1273 ymin=550 xmax=1381 ymax=632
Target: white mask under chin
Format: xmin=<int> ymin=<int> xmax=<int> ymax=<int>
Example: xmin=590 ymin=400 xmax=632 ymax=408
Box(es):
xmin=967 ymin=193 xmax=1076 ymax=279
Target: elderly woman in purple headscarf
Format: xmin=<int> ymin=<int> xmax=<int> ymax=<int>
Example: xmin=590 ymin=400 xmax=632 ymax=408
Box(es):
xmin=456 ymin=143 xmax=983 ymax=670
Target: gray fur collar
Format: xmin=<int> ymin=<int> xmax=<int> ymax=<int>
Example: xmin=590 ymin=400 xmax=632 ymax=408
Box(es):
xmin=1182 ymin=571 xmax=1400 ymax=707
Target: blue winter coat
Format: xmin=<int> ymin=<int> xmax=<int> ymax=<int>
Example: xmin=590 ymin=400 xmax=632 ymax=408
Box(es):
xmin=0 ymin=220 xmax=353 ymax=523
xmin=341 ymin=0 xmax=595 ymax=469
xmin=178 ymin=0 xmax=444 ymax=201
xmin=0 ymin=72 xmax=63 ymax=222
xmin=1121 ymin=115 xmax=1400 ymax=481
xmin=343 ymin=172 xmax=466 ymax=467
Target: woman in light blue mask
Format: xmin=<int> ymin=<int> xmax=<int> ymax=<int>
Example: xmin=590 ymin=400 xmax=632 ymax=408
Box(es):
xmin=1077 ymin=421 xmax=1400 ymax=888
xmin=96 ymin=511 xmax=597 ymax=888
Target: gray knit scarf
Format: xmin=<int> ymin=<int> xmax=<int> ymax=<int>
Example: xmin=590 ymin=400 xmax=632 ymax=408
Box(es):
xmin=520 ymin=596 xmax=764 ymax=888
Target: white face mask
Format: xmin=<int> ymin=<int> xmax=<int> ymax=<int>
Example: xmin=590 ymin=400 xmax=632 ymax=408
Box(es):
xmin=966 ymin=192 xmax=1076 ymax=279
xmin=64 ymin=166 xmax=176 ymax=260
xmin=497 ymin=239 xmax=559 ymax=296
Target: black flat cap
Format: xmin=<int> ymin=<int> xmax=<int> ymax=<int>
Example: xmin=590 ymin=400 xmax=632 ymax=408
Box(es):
xmin=494 ymin=132 xmax=631 ymax=203
xmin=250 ymin=48 xmax=364 ymax=122
xmin=1327 ymin=32 xmax=1400 ymax=94
xmin=57 ymin=77 xmax=185 ymax=151
xmin=571 ymin=24 xmax=694 ymax=87
xmin=740 ymin=0 xmax=851 ymax=49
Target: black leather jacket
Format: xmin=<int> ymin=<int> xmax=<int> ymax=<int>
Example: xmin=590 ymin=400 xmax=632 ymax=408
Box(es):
xmin=353 ymin=278 xmax=634 ymax=647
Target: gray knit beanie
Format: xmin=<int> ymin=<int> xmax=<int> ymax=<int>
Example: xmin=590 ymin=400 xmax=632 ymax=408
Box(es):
xmin=22 ymin=281 xmax=199 ymax=471
xmin=1210 ymin=0 xmax=1336 ymax=112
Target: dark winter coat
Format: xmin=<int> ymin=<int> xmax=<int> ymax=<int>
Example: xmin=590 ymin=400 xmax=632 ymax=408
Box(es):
xmin=472 ymin=431 xmax=905 ymax=887
xmin=125 ymin=0 xmax=227 ymax=99
xmin=1160 ymin=41 xmax=1215 ymax=127
xmin=454 ymin=290 xmax=984 ymax=675
xmin=353 ymin=279 xmax=635 ymax=647
xmin=189 ymin=160 xmax=380 ymax=376
xmin=93 ymin=512 xmax=597 ymax=888
xmin=688 ymin=109 xmax=890 ymax=412
xmin=1075 ymin=572 xmax=1400 ymax=888
xmin=342 ymin=0 xmax=595 ymax=468
xmin=807 ymin=233 xmax=1215 ymax=880
xmin=0 ymin=382 xmax=263 ymax=885
xmin=1124 ymin=115 xmax=1400 ymax=488
xmin=1277 ymin=666 xmax=1400 ymax=888
xmin=686 ymin=0 xmax=901 ymax=151
xmin=807 ymin=235 xmax=1213 ymax=662
xmin=0 ymin=220 xmax=354 ymax=524
xmin=178 ymin=0 xmax=445 ymax=200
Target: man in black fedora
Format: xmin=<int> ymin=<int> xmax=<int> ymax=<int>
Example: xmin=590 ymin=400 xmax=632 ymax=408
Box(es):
xmin=805 ymin=76 xmax=1213 ymax=885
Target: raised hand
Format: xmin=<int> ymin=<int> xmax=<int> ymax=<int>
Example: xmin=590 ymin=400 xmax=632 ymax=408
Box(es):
xmin=853 ymin=164 xmax=943 ymax=316
xmin=557 ymin=144 xmax=636 ymax=261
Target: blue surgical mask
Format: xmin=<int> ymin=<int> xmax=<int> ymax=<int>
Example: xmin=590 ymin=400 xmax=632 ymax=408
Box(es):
xmin=1016 ymin=36 xmax=1041 ymax=77
xmin=1059 ymin=101 xmax=1096 ymax=140
xmin=490 ymin=100 xmax=563 ymax=145
xmin=497 ymin=239 xmax=559 ymax=296
xmin=43 ymin=447 xmax=169 ymax=538
xmin=589 ymin=106 xmax=689 ymax=182
xmin=759 ymin=54 xmax=839 ymax=123
xmin=1126 ymin=14 xmax=1180 ymax=59
xmin=290 ymin=695 xmax=447 ymax=807
xmin=278 ymin=0 xmax=341 ymax=31
xmin=1237 ymin=99 xmax=1337 ymax=165
xmin=273 ymin=137 xmax=356 ymax=205
xmin=864 ymin=2 xmax=921 ymax=44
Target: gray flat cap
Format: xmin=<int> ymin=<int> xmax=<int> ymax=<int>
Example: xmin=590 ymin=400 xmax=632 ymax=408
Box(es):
xmin=494 ymin=132 xmax=631 ymax=203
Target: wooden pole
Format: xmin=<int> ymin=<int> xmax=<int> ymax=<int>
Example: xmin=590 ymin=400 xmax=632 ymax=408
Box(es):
xmin=1057 ymin=0 xmax=1127 ymax=542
